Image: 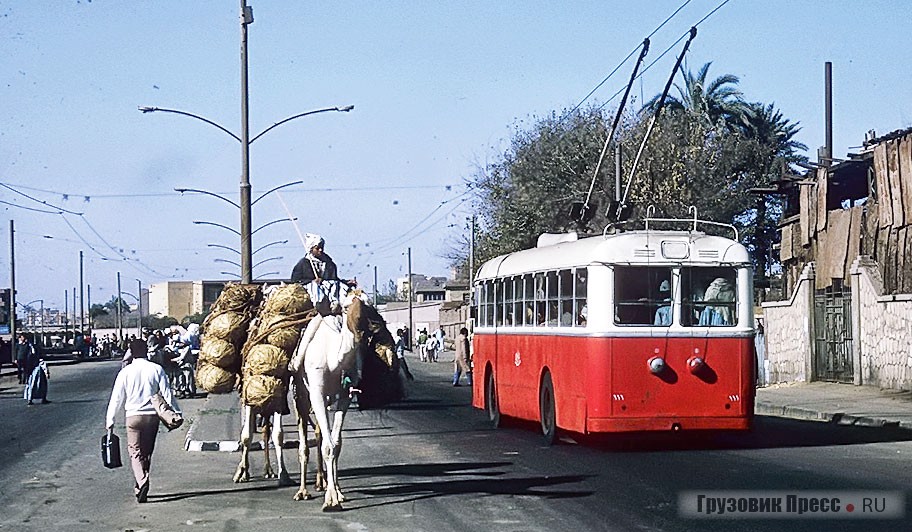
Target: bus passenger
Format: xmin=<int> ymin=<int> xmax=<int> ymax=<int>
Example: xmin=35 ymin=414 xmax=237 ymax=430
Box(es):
xmin=654 ymin=280 xmax=672 ymax=326
xmin=699 ymin=277 xmax=735 ymax=326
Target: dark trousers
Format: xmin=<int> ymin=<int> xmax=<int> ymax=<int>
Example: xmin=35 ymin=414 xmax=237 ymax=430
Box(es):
xmin=16 ymin=361 xmax=27 ymax=384
xmin=126 ymin=415 xmax=160 ymax=496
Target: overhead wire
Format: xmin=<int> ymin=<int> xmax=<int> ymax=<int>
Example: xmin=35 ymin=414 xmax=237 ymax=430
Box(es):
xmin=560 ymin=0 xmax=694 ymax=122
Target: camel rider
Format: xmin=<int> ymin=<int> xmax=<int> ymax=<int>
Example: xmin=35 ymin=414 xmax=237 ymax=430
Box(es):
xmin=291 ymin=233 xmax=356 ymax=315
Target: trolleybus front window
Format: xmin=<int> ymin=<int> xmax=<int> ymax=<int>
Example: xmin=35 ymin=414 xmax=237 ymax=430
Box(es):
xmin=681 ymin=267 xmax=737 ymax=327
xmin=614 ymin=266 xmax=673 ymax=326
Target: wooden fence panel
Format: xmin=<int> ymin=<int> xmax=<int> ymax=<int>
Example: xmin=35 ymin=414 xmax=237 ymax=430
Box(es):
xmin=900 ymin=136 xmax=912 ymax=228
xmin=874 ymin=143 xmax=893 ymax=228
xmin=888 ymin=139 xmax=905 ymax=227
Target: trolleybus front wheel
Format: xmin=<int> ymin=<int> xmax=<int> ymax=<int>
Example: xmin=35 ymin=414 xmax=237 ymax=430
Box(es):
xmin=539 ymin=372 xmax=557 ymax=445
xmin=486 ymin=370 xmax=500 ymax=428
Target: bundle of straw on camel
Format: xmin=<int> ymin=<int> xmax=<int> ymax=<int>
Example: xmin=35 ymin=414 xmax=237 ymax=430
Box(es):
xmin=197 ymin=283 xmax=262 ymax=394
xmin=240 ymin=283 xmax=317 ymax=412
xmin=344 ymin=295 xmax=406 ymax=409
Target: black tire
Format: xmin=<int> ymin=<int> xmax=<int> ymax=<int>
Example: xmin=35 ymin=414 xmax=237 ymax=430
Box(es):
xmin=486 ymin=370 xmax=500 ymax=428
xmin=539 ymin=372 xmax=557 ymax=445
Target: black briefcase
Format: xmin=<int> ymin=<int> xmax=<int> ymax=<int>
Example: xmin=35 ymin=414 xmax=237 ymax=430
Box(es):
xmin=101 ymin=432 xmax=123 ymax=469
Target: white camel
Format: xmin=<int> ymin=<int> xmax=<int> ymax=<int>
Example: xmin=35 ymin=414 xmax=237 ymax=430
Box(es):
xmin=287 ymin=289 xmax=374 ymax=511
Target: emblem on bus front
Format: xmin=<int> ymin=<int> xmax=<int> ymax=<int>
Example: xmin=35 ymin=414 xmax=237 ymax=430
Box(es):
xmin=514 ymin=351 xmax=521 ymax=366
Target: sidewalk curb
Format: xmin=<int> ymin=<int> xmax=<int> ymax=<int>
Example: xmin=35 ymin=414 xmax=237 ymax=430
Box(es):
xmin=183 ymin=396 xmax=303 ymax=453
xmin=755 ymin=401 xmax=912 ymax=430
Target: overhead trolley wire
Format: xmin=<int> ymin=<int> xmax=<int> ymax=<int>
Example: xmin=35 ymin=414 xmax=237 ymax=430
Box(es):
xmin=561 ymin=0 xmax=694 ymax=122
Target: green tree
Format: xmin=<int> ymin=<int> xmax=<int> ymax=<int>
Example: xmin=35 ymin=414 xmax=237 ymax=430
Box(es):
xmin=471 ymin=106 xmax=612 ymax=265
xmin=644 ymin=61 xmax=752 ymax=130
xmin=89 ymin=303 xmax=109 ymax=320
xmin=740 ymin=102 xmax=808 ymax=288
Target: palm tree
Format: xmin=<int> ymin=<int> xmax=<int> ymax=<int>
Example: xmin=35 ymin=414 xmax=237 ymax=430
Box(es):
xmin=744 ymin=102 xmax=807 ymax=162
xmin=644 ymin=62 xmax=752 ymax=130
xmin=742 ymin=102 xmax=808 ymax=293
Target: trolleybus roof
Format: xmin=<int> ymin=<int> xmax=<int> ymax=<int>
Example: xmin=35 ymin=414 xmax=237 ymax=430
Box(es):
xmin=475 ymin=230 xmax=750 ymax=281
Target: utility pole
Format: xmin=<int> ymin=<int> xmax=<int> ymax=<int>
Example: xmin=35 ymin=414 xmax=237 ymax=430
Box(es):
xmin=79 ymin=250 xmax=85 ymax=333
xmin=71 ymin=287 xmax=76 ymax=342
xmin=8 ymin=220 xmax=15 ymax=343
xmin=373 ymin=265 xmax=378 ymax=306
xmin=64 ymin=289 xmax=68 ymax=339
xmin=469 ymin=215 xmax=476 ymax=287
xmin=137 ymin=279 xmax=143 ymax=332
xmin=239 ymin=0 xmax=254 ymax=283
xmin=117 ymin=272 xmax=123 ymax=342
xmin=407 ymin=247 xmax=413 ymax=350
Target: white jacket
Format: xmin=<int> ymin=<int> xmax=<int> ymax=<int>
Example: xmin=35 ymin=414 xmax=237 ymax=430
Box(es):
xmin=106 ymin=358 xmax=180 ymax=428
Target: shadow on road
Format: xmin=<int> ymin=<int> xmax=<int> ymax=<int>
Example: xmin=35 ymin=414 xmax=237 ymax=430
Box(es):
xmin=559 ymin=415 xmax=912 ymax=452
xmin=149 ymin=482 xmax=287 ymax=503
xmin=344 ymin=461 xmax=593 ymax=510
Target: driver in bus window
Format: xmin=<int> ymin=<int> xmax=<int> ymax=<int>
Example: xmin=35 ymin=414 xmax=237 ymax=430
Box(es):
xmin=653 ymin=280 xmax=672 ymax=326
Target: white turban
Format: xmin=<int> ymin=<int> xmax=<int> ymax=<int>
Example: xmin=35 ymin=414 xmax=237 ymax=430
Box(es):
xmin=304 ymin=233 xmax=324 ymax=252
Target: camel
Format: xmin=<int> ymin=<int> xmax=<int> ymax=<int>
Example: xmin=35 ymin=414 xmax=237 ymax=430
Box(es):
xmin=288 ymin=289 xmax=397 ymax=511
xmin=231 ymin=283 xmax=400 ymax=508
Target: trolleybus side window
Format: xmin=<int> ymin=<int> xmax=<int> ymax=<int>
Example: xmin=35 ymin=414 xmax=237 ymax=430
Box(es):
xmin=614 ymin=266 xmax=673 ymax=326
xmin=502 ymin=277 xmax=514 ymax=326
xmin=522 ymin=274 xmax=534 ymax=326
xmin=574 ymin=268 xmax=588 ymax=326
xmin=681 ymin=267 xmax=737 ymax=327
xmin=558 ymin=269 xmax=574 ymax=326
xmin=546 ymin=271 xmax=560 ymax=325
xmin=534 ymin=272 xmax=547 ymax=326
xmin=483 ymin=281 xmax=495 ymax=327
xmin=510 ymin=276 xmax=522 ymax=326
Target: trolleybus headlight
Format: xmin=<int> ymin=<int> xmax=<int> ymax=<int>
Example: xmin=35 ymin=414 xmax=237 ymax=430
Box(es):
xmin=647 ymin=356 xmax=666 ymax=374
xmin=687 ymin=356 xmax=705 ymax=374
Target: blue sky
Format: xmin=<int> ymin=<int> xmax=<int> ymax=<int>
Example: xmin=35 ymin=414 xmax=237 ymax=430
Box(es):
xmin=2 ymin=0 xmax=911 ymax=311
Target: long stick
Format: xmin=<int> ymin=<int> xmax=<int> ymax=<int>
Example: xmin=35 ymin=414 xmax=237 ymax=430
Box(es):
xmin=616 ymin=27 xmax=697 ymax=219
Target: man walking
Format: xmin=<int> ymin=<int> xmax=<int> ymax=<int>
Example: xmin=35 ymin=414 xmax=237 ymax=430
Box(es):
xmin=15 ymin=334 xmax=33 ymax=384
xmin=105 ymin=344 xmax=180 ymax=503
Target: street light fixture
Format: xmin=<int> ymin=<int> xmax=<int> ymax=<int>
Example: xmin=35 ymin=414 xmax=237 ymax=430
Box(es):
xmin=20 ymin=299 xmax=44 ymax=348
xmin=140 ymin=94 xmax=354 ymax=284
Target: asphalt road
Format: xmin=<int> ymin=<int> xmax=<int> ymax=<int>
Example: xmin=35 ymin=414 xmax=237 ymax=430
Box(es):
xmin=0 ymin=357 xmax=909 ymax=532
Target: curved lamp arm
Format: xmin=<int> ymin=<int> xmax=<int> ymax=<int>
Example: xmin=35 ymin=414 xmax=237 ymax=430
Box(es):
xmin=250 ymin=105 xmax=354 ymax=144
xmin=214 ymin=258 xmax=242 ymax=268
xmin=193 ymin=221 xmax=241 ymax=236
xmin=138 ymin=106 xmax=242 ymax=143
xmin=252 ymin=217 xmax=297 ymax=236
xmin=175 ymin=188 xmax=240 ymax=209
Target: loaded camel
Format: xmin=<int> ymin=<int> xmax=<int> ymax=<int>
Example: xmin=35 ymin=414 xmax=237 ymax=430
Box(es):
xmin=232 ymin=282 xmax=400 ymax=510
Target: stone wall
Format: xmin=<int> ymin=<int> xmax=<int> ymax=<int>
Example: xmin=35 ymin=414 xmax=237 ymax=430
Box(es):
xmin=851 ymin=256 xmax=912 ymax=389
xmin=761 ymin=263 xmax=815 ymax=383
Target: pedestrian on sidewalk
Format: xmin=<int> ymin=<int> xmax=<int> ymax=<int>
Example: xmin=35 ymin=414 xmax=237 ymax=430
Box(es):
xmin=23 ymin=348 xmax=50 ymax=405
xmin=417 ymin=328 xmax=428 ymax=362
xmin=15 ymin=334 xmax=33 ymax=384
xmin=452 ymin=327 xmax=472 ymax=386
xmin=395 ymin=328 xmax=414 ymax=381
xmin=424 ymin=334 xmax=438 ymax=363
xmin=105 ymin=343 xmax=180 ymax=503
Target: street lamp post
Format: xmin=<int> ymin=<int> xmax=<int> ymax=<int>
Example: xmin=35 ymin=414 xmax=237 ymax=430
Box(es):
xmin=140 ymin=85 xmax=354 ymax=284
xmin=121 ymin=291 xmax=141 ymax=337
xmin=21 ymin=299 xmax=44 ymax=348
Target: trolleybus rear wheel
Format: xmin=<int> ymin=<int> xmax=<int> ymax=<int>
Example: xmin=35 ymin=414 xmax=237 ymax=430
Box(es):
xmin=539 ymin=372 xmax=557 ymax=445
xmin=486 ymin=371 xmax=500 ymax=428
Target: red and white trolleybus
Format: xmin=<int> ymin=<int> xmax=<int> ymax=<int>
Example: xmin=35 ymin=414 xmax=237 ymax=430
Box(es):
xmin=471 ymin=216 xmax=755 ymax=443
